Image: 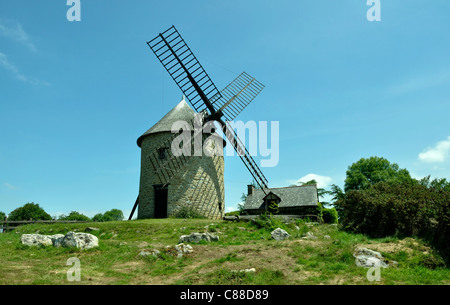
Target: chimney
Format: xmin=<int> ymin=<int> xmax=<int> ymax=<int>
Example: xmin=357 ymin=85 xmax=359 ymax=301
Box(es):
xmin=247 ymin=185 xmax=254 ymax=196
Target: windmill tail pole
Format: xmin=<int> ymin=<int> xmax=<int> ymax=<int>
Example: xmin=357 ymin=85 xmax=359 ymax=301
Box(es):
xmin=219 ymin=119 xmax=269 ymax=193
xmin=128 ymin=195 xmax=139 ymax=220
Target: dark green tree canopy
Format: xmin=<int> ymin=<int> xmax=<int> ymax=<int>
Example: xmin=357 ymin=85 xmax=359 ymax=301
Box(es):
xmin=91 ymin=209 xmax=124 ymax=222
xmin=8 ymin=203 xmax=52 ymax=221
xmin=102 ymin=209 xmax=124 ymax=221
xmin=59 ymin=211 xmax=91 ymax=221
xmin=344 ymin=156 xmax=413 ymax=192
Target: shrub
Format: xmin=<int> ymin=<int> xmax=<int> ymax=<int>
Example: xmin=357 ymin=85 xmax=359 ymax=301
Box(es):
xmin=250 ymin=213 xmax=286 ymax=231
xmin=59 ymin=211 xmax=91 ymax=221
xmin=8 ymin=203 xmax=52 ymax=221
xmin=335 ymin=182 xmax=450 ymax=263
xmin=172 ymin=204 xmax=206 ymax=219
xmin=322 ymin=207 xmax=338 ymax=224
xmin=102 ymin=209 xmax=124 ymax=221
xmin=91 ymin=209 xmax=124 ymax=222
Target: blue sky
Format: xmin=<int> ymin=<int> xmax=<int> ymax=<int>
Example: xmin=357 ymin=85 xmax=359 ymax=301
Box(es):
xmin=1 ymin=1 xmax=450 ymax=218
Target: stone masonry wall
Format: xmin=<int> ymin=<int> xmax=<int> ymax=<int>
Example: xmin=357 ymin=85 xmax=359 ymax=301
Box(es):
xmin=138 ymin=131 xmax=225 ymax=220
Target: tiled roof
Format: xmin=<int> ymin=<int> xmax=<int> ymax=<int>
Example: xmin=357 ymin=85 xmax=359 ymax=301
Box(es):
xmin=137 ymin=97 xmax=196 ymax=147
xmin=244 ymin=184 xmax=318 ymax=210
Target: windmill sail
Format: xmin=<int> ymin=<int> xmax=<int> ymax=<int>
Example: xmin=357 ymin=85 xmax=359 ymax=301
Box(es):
xmin=147 ymin=26 xmax=222 ymax=114
xmin=132 ymin=25 xmax=270 ymax=220
xmin=223 ymin=122 xmax=269 ymax=191
xmin=211 ymin=72 xmax=265 ymax=122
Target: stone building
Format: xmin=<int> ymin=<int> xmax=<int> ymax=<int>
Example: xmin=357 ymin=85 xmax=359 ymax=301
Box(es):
xmin=243 ymin=184 xmax=319 ymax=216
xmin=137 ymin=98 xmax=225 ymax=220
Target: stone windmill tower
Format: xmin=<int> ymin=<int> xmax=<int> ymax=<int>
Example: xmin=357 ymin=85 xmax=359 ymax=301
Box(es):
xmin=128 ymin=26 xmax=268 ymax=220
xmin=136 ymin=97 xmax=225 ymax=219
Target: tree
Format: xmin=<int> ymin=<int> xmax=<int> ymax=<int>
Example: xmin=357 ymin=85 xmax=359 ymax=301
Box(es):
xmin=418 ymin=175 xmax=450 ymax=192
xmin=92 ymin=209 xmax=124 ymax=222
xmin=92 ymin=213 xmax=104 ymax=222
xmin=59 ymin=211 xmax=91 ymax=222
xmin=296 ymin=179 xmax=331 ymax=201
xmin=102 ymin=209 xmax=124 ymax=221
xmin=8 ymin=203 xmax=52 ymax=221
xmin=0 ymin=211 xmax=5 ymax=220
xmin=344 ymin=156 xmax=413 ymax=192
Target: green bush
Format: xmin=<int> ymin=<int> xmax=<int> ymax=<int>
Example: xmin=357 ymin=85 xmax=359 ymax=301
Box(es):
xmin=335 ymin=182 xmax=450 ymax=262
xmin=250 ymin=213 xmax=286 ymax=231
xmin=172 ymin=205 xmax=206 ymax=219
xmin=91 ymin=209 xmax=124 ymax=222
xmin=59 ymin=211 xmax=91 ymax=221
xmin=322 ymin=208 xmax=338 ymax=224
xmin=8 ymin=203 xmax=52 ymax=221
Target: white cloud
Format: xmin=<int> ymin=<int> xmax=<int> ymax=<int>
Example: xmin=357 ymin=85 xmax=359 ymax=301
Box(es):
xmin=225 ymin=206 xmax=238 ymax=213
xmin=0 ymin=52 xmax=49 ymax=86
xmin=418 ymin=136 xmax=450 ymax=163
xmin=295 ymin=173 xmax=333 ymax=188
xmin=0 ymin=19 xmax=36 ymax=52
xmin=3 ymin=183 xmax=18 ymax=190
xmin=389 ymin=70 xmax=450 ymax=96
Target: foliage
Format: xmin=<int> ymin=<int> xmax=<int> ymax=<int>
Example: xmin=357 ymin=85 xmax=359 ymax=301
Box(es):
xmin=335 ymin=181 xmax=450 ymax=262
xmin=92 ymin=213 xmax=104 ymax=222
xmin=267 ymin=200 xmax=279 ymax=215
xmin=250 ymin=213 xmax=286 ymax=231
xmin=58 ymin=211 xmax=91 ymax=222
xmin=322 ymin=207 xmax=338 ymax=224
xmin=91 ymin=209 xmax=124 ymax=222
xmin=102 ymin=209 xmax=124 ymax=221
xmin=8 ymin=203 xmax=52 ymax=221
xmin=1 ymin=218 xmax=448 ymax=284
xmin=171 ymin=204 xmax=206 ymax=219
xmin=417 ymin=175 xmax=450 ymax=192
xmin=0 ymin=211 xmax=5 ymax=221
xmin=344 ymin=156 xmax=413 ymax=192
xmin=296 ymin=179 xmax=331 ymax=200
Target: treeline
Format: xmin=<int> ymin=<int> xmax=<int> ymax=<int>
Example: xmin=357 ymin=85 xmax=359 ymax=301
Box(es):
xmin=1 ymin=203 xmax=124 ymax=222
xmin=331 ymin=156 xmax=450 ymax=264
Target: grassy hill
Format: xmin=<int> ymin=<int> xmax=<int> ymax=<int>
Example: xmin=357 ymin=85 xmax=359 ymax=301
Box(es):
xmin=0 ymin=218 xmax=448 ymax=285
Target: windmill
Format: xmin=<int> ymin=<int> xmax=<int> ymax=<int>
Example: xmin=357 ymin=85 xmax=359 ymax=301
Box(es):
xmin=129 ymin=25 xmax=268 ymax=220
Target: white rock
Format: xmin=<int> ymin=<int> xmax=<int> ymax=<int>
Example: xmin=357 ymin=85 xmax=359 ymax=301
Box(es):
xmin=302 ymin=231 xmax=317 ymax=240
xmin=178 ymin=232 xmax=219 ymax=243
xmin=21 ymin=232 xmax=98 ymax=249
xmin=21 ymin=234 xmax=53 ymax=247
xmin=61 ymin=232 xmax=99 ymax=250
xmin=233 ymin=268 xmax=256 ymax=273
xmin=139 ymin=249 xmax=160 ymax=258
xmin=175 ymin=243 xmax=194 ymax=258
xmin=353 ymin=247 xmax=389 ymax=268
xmin=271 ymin=228 xmax=290 ymax=240
xmin=50 ymin=234 xmax=65 ymax=247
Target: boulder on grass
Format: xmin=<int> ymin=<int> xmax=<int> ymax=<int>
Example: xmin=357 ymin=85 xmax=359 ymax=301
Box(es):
xmin=178 ymin=232 xmax=219 ymax=243
xmin=61 ymin=232 xmax=99 ymax=250
xmin=271 ymin=228 xmax=290 ymax=241
xmin=21 ymin=234 xmax=53 ymax=247
xmin=353 ymin=247 xmax=389 ymax=268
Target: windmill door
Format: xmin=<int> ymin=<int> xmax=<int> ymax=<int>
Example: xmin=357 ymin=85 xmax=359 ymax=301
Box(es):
xmin=154 ymin=185 xmax=168 ymax=218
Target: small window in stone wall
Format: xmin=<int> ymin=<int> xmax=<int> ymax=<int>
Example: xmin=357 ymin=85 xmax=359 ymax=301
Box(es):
xmin=158 ymin=147 xmax=168 ymax=160
xmin=218 ymin=202 xmax=222 ymax=211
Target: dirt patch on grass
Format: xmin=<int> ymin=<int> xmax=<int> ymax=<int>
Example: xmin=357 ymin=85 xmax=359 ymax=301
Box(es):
xmin=154 ymin=240 xmax=326 ymax=284
xmin=357 ymin=237 xmax=431 ymax=255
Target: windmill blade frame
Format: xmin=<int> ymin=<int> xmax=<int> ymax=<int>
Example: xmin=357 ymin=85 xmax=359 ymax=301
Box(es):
xmin=147 ymin=25 xmax=221 ymax=115
xmin=211 ymin=72 xmax=265 ymax=122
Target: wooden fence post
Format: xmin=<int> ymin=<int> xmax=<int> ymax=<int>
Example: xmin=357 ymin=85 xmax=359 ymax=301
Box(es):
xmin=2 ymin=216 xmax=7 ymax=233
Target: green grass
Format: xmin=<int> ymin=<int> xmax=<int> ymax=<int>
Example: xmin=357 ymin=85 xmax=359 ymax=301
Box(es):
xmin=0 ymin=218 xmax=448 ymax=285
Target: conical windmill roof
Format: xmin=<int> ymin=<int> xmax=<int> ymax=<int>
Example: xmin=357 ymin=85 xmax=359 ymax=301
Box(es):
xmin=137 ymin=97 xmax=196 ymax=147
